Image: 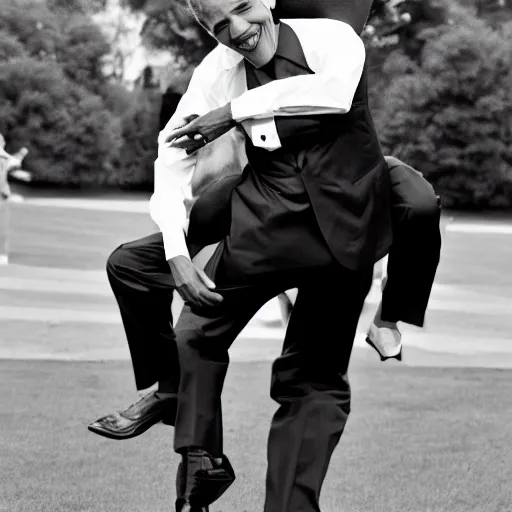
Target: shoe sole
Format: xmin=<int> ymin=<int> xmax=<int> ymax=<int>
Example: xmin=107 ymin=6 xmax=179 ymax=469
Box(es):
xmin=365 ymin=336 xmax=402 ymax=362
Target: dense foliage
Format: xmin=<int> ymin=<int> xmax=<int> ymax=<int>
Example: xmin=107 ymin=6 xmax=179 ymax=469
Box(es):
xmin=1 ymin=0 xmax=511 ymax=206
xmin=0 ymin=0 xmax=158 ymax=188
xmin=367 ymin=1 xmax=512 ymax=207
xmin=122 ymin=0 xmax=217 ymax=65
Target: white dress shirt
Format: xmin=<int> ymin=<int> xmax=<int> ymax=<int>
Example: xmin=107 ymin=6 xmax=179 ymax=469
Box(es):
xmin=150 ymin=18 xmax=365 ymax=261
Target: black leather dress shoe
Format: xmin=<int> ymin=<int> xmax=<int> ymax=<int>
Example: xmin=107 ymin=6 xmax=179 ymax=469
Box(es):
xmin=176 ymin=460 xmax=208 ymax=512
xmin=87 ymin=391 xmax=177 ymax=440
xmin=175 ymin=449 xmax=235 ymax=512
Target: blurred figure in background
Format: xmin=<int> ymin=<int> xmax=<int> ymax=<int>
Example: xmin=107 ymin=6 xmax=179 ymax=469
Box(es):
xmin=0 ymin=134 xmax=29 ymax=265
xmin=0 ymin=139 xmax=30 ymax=200
xmin=0 ymin=134 xmax=14 ymax=200
xmin=0 ymin=134 xmax=12 ymax=265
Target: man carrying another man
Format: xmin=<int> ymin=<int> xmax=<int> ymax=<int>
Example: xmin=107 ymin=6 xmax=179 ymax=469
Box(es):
xmin=89 ymin=1 xmax=441 ymax=510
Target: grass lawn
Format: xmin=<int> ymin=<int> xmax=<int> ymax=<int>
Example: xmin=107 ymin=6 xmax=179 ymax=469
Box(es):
xmin=5 ymin=201 xmax=512 ymax=348
xmin=7 ymin=202 xmax=512 ymax=290
xmin=3 ymin=202 xmax=512 ymax=511
xmin=8 ymin=203 xmax=155 ymax=270
xmin=2 ymin=357 xmax=512 ymax=512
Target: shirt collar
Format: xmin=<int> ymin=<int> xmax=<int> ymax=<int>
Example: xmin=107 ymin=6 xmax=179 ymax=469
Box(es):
xmin=273 ymin=22 xmax=310 ymax=72
xmin=219 ymin=45 xmax=244 ymax=70
xmin=218 ymin=21 xmax=309 ymax=72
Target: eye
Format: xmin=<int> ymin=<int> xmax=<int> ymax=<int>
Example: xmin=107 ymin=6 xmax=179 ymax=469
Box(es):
xmin=234 ymin=2 xmax=251 ymax=14
xmin=212 ymin=1 xmax=251 ymax=35
xmin=213 ymin=23 xmax=228 ymax=36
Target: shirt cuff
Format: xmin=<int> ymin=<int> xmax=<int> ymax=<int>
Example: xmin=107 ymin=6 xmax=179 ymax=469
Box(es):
xmin=161 ymin=226 xmax=190 ymax=262
xmin=242 ymin=118 xmax=282 ymax=151
xmin=231 ymin=96 xmax=256 ymax=122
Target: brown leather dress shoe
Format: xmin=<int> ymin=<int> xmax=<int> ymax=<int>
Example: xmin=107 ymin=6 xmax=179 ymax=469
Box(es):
xmin=87 ymin=391 xmax=177 ymax=440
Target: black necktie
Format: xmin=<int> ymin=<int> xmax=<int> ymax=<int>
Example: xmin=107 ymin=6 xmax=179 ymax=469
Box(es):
xmin=252 ymin=53 xmax=312 ymax=87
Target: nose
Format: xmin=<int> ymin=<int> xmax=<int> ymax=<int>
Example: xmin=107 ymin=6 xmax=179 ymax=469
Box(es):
xmin=229 ymin=14 xmax=251 ymax=41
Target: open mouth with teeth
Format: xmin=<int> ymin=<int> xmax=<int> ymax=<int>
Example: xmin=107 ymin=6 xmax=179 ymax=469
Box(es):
xmin=235 ymin=26 xmax=262 ymax=52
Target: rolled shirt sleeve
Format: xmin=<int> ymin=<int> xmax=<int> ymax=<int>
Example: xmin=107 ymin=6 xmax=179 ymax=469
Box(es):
xmin=232 ymin=19 xmax=366 ymax=149
xmin=149 ymin=147 xmax=193 ymax=261
xmin=149 ymin=61 xmax=220 ymax=262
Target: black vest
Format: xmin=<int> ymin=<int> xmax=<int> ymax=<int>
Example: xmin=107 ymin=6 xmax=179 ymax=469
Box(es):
xmin=190 ymin=23 xmax=392 ymax=276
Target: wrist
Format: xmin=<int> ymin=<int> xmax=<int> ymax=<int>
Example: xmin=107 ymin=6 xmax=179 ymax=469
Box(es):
xmin=168 ymin=254 xmax=190 ymax=266
xmin=168 ymin=255 xmax=192 ymax=275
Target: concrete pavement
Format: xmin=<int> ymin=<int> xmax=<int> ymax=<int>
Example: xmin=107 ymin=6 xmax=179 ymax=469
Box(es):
xmin=20 ymin=194 xmax=512 ymax=234
xmin=2 ymin=262 xmax=512 ymax=368
xmin=1 ymin=196 xmax=512 ymax=368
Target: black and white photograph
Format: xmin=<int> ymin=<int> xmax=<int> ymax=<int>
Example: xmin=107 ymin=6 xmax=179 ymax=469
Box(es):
xmin=1 ymin=1 xmax=512 ymax=511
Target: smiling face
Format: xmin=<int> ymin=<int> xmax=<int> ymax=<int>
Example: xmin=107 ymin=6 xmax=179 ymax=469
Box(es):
xmin=192 ymin=0 xmax=279 ymax=68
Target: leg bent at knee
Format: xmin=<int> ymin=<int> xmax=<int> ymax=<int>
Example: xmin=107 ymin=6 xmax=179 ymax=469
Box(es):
xmin=106 ymin=243 xmax=127 ymax=276
xmin=409 ymin=191 xmax=440 ymax=220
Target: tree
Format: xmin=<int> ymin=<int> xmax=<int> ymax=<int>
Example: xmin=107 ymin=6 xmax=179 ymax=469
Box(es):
xmin=47 ymin=0 xmax=108 ymax=15
xmin=0 ymin=0 xmax=62 ymax=61
xmin=91 ymin=0 xmax=145 ymax=83
xmin=122 ymin=0 xmax=216 ymax=66
xmin=0 ymin=58 xmax=123 ymax=186
xmin=469 ymin=0 xmax=512 ymax=23
xmin=58 ymin=17 xmax=111 ymax=94
xmin=0 ymin=31 xmax=28 ymax=61
xmin=377 ymin=13 xmax=512 ymax=208
xmin=0 ymin=1 xmax=112 ymax=92
xmin=364 ymin=0 xmax=449 ymax=111
xmin=0 ymin=0 xmax=140 ymax=188
xmin=113 ymin=89 xmax=160 ymax=189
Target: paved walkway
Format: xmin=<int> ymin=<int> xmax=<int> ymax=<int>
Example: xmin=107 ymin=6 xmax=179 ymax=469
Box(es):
xmin=2 ymin=262 xmax=512 ymax=368
xmin=20 ymin=194 xmax=512 ymax=234
xmin=2 ymin=196 xmax=512 ymax=368
xmin=21 ymin=195 xmax=150 ymax=213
